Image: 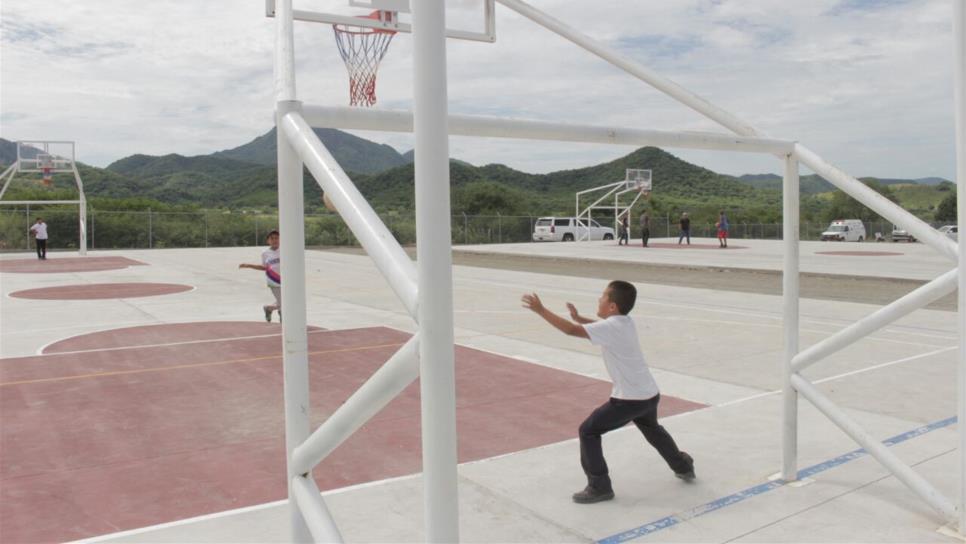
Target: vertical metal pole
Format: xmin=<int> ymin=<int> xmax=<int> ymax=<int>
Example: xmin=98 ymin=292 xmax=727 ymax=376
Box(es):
xmin=204 ymin=210 xmax=209 ymax=248
xmin=782 ymin=155 xmax=800 ymax=481
xmin=148 ymin=209 xmax=153 ymax=249
xmin=91 ymin=210 xmax=95 ymax=250
xmin=255 ymin=216 xmax=260 ymax=246
xmin=274 ymin=0 xmax=311 ymax=540
xmin=25 ymin=204 xmax=29 ymax=250
xmin=463 ymin=212 xmax=468 ymax=244
xmin=79 ymin=195 xmax=87 ymax=255
xmin=952 ymin=0 xmax=966 ymax=534
xmin=412 ymin=1 xmax=459 ymax=540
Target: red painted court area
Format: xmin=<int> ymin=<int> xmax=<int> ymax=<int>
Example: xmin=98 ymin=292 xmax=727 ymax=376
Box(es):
xmin=0 ymin=256 xmax=146 ymax=273
xmin=624 ymin=243 xmax=747 ymax=250
xmin=0 ymin=322 xmax=706 ymax=543
xmin=10 ymin=282 xmax=192 ymax=300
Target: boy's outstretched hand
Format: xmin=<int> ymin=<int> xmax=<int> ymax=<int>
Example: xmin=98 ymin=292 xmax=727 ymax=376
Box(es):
xmin=566 ymin=302 xmax=579 ymax=321
xmin=521 ymin=292 xmax=545 ymax=313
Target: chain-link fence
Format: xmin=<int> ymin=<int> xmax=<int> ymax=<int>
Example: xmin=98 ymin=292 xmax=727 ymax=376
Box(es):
xmin=0 ymin=208 xmax=944 ymax=253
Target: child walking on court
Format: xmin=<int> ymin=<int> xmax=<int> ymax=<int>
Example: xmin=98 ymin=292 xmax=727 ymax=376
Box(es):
xmin=239 ymin=230 xmax=282 ymax=323
xmin=521 ymin=281 xmax=695 ymax=504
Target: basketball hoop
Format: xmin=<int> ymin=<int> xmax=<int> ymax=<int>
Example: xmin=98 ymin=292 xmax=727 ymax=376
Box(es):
xmin=333 ymin=11 xmax=397 ymax=107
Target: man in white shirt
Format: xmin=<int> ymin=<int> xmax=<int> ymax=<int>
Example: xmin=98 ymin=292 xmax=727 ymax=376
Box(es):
xmin=239 ymin=230 xmax=282 ymax=322
xmin=29 ymin=218 xmax=48 ymax=260
xmin=522 ymin=280 xmax=694 ymax=504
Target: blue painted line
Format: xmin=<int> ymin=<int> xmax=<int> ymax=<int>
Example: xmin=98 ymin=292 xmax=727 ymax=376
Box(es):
xmin=597 ymin=415 xmax=957 ymax=544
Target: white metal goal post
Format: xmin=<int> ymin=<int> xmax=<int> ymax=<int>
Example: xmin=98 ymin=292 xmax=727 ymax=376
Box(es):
xmin=0 ymin=141 xmax=88 ymax=255
xmin=270 ymin=0 xmax=966 ymax=541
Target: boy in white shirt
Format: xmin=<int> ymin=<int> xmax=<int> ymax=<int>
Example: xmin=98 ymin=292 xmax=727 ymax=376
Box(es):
xmin=239 ymin=230 xmax=282 ymax=322
xmin=522 ymin=280 xmax=694 ymax=504
xmin=29 ymin=218 xmax=48 ymax=260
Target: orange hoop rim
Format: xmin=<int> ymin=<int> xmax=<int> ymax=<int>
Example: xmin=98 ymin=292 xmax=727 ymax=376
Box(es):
xmin=333 ymin=10 xmax=397 ymax=35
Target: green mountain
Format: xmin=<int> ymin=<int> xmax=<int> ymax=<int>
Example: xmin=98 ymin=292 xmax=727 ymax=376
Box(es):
xmin=213 ymin=127 xmax=407 ymax=174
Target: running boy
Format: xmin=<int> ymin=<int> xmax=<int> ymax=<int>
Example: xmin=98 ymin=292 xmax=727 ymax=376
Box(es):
xmin=239 ymin=230 xmax=282 ymax=322
xmin=521 ymin=281 xmax=694 ymax=503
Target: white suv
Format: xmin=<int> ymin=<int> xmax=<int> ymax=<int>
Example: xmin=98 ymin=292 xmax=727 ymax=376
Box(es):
xmin=532 ymin=217 xmax=615 ymax=242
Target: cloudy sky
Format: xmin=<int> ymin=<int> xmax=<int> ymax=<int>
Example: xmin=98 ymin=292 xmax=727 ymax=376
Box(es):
xmin=0 ymin=0 xmax=960 ymax=181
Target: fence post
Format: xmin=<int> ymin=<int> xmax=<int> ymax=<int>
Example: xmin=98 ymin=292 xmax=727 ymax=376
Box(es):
xmin=204 ymin=210 xmax=209 ymax=248
xmin=463 ymin=212 xmax=468 ymax=244
xmin=666 ymin=213 xmax=670 ymax=237
xmin=148 ymin=208 xmax=153 ymax=249
xmin=255 ymin=216 xmax=259 ymax=246
xmin=91 ymin=210 xmax=95 ymax=249
xmin=25 ymin=204 xmax=30 ymax=250
xmin=497 ymin=212 xmax=502 ymax=243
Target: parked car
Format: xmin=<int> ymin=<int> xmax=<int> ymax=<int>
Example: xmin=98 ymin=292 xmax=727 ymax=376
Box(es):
xmin=891 ymin=225 xmax=916 ymax=242
xmin=532 ymin=217 xmax=615 ymax=242
xmin=820 ymin=219 xmax=866 ymax=242
xmin=938 ymin=225 xmax=958 ymax=241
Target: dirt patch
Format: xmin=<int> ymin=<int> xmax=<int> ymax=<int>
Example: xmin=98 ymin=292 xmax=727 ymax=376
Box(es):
xmin=314 ymin=246 xmax=957 ymax=312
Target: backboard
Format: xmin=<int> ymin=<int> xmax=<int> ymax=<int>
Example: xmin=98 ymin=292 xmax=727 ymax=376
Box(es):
xmin=17 ymin=141 xmax=75 ymax=173
xmin=624 ymin=169 xmax=652 ymax=192
xmin=266 ymin=0 xmax=495 ymax=42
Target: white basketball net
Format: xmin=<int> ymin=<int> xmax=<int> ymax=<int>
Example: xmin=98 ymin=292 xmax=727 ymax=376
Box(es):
xmin=333 ymin=14 xmax=396 ymax=107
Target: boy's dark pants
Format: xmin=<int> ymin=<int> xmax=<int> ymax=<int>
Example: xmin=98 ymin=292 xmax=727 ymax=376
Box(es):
xmin=579 ymin=395 xmax=689 ymax=491
xmin=36 ymin=239 xmax=47 ymax=259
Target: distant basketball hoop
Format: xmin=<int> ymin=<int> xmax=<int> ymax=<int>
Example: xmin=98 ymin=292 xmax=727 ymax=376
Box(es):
xmin=39 ymin=154 xmax=54 ymax=186
xmin=333 ymin=11 xmax=397 ymax=107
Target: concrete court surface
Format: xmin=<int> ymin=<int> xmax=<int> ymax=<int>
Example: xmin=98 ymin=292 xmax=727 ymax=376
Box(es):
xmin=0 ymin=239 xmax=961 ymax=543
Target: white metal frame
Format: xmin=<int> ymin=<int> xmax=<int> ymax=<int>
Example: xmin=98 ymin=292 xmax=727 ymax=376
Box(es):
xmin=273 ymin=0 xmax=964 ymax=540
xmin=0 ymin=141 xmax=88 ymax=255
xmin=574 ymin=170 xmax=651 ymax=242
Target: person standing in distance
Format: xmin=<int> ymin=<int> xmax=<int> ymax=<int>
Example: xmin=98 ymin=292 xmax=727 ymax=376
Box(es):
xmin=639 ymin=210 xmax=650 ymax=248
xmin=677 ymin=212 xmax=691 ymax=245
xmin=29 ymin=218 xmax=48 ymax=260
xmin=239 ymin=230 xmax=282 ymax=322
xmin=521 ymin=281 xmax=695 ymax=504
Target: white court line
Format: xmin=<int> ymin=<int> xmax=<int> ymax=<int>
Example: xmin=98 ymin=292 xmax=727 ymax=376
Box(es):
xmin=715 ymin=345 xmax=958 ymax=409
xmin=31 ymin=328 xmax=335 ymax=357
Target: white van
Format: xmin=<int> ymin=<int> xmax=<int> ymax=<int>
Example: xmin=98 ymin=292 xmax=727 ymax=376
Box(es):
xmin=532 ymin=217 xmax=615 ymax=242
xmin=821 ymin=219 xmax=866 ymax=242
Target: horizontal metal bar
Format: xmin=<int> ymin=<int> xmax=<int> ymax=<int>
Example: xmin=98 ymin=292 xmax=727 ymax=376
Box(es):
xmin=281 ymin=110 xmax=419 ymax=318
xmin=292 ymin=335 xmax=419 ymax=476
xmin=791 ymin=374 xmax=957 ymax=524
xmin=791 ymin=269 xmax=959 ymax=373
xmin=270 ymin=9 xmax=495 ymax=43
xmin=291 ymin=476 xmax=344 ymax=543
xmin=0 ymin=200 xmax=81 ymax=205
xmin=300 ymin=105 xmax=796 ymax=155
xmin=794 ymin=144 xmax=958 ymax=262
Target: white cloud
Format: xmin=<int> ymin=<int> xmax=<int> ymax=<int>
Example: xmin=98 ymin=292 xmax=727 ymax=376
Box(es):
xmin=0 ymin=0 xmax=958 ymax=181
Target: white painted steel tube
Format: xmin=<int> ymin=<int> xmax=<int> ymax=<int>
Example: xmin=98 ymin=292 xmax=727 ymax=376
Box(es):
xmin=274 ymin=0 xmax=296 ymax=102
xmin=495 ymin=0 xmax=761 ymax=138
xmin=0 ymin=200 xmax=81 ymax=205
xmin=291 ymin=336 xmax=420 ymax=476
xmin=781 ymin=155 xmax=800 ymax=481
xmin=291 ymin=476 xmax=344 ymax=543
xmin=300 ymin=105 xmax=794 ymax=155
xmin=277 ymin=100 xmax=313 ymax=544
xmin=280 ymin=112 xmax=418 ymax=318
xmin=0 ymin=163 xmax=16 ymax=200
xmin=791 ymin=268 xmax=959 ymax=373
xmin=791 ymin=374 xmax=958 ymax=523
xmin=412 ymin=1 xmax=460 ymax=541
xmin=794 ymin=144 xmax=959 ymax=261
xmin=73 ymin=164 xmax=87 ymax=255
xmin=952 ymin=0 xmax=966 ymax=533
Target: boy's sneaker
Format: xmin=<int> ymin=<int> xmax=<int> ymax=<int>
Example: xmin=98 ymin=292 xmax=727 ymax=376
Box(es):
xmin=572 ymin=485 xmax=615 ymax=504
xmin=263 ymin=306 xmax=272 ymax=322
xmin=675 ymin=452 xmax=696 ymax=482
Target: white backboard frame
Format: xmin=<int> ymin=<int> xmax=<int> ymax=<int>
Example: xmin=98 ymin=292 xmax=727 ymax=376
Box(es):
xmin=266 ymin=0 xmax=495 ymax=42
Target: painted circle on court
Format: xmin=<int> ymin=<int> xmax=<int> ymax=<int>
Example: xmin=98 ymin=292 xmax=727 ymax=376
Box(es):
xmin=10 ymin=283 xmax=192 ymax=300
xmin=0 ymin=256 xmax=147 ymax=273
